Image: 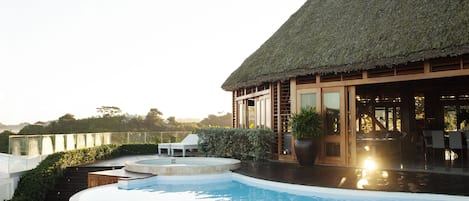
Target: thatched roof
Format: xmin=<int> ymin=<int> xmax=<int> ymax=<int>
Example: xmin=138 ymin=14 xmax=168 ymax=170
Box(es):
xmin=222 ymin=0 xmax=469 ymax=91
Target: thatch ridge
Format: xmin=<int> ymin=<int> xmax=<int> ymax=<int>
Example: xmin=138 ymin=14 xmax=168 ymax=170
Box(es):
xmin=222 ymin=0 xmax=469 ymax=91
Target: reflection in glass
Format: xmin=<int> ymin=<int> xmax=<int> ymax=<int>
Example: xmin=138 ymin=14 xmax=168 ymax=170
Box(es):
xmin=375 ymin=107 xmax=386 ymax=131
xmin=301 ymin=93 xmax=316 ymax=110
xmin=415 ymin=96 xmax=425 ymax=120
xmin=356 ymin=95 xmax=402 ymax=134
xmin=444 ymin=105 xmax=457 ymax=131
xmin=323 ymin=92 xmax=340 ymax=135
xmin=387 ymin=107 xmax=394 ymax=130
xmin=238 ymin=102 xmax=244 ymax=128
xmin=459 ymin=105 xmax=469 ymax=130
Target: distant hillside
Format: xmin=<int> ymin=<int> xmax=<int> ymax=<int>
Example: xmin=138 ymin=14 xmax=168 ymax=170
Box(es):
xmin=0 ymin=122 xmax=29 ymax=133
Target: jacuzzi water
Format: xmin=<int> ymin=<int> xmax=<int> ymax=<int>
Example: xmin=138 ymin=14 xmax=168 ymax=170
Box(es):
xmin=70 ymin=172 xmax=466 ymax=201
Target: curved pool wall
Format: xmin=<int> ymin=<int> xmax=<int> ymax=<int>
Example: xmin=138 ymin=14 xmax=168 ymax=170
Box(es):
xmin=124 ymin=157 xmax=241 ymax=175
xmin=70 ymin=172 xmax=468 ymax=201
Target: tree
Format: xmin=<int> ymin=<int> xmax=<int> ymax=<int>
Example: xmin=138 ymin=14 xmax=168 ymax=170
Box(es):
xmin=126 ymin=115 xmax=146 ymax=131
xmin=57 ymin=113 xmax=76 ymax=133
xmin=18 ymin=124 xmax=47 ymax=135
xmin=144 ymin=108 xmax=165 ymax=130
xmin=0 ymin=130 xmax=14 ymax=153
xmin=96 ymin=106 xmax=122 ymax=117
xmin=199 ymin=113 xmax=232 ymax=128
xmin=166 ymin=116 xmax=185 ymax=130
xmin=59 ymin=113 xmax=76 ymax=122
xmin=166 ymin=116 xmax=177 ymax=125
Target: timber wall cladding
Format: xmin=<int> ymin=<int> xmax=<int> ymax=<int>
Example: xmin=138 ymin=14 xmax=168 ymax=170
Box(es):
xmin=430 ymin=56 xmax=461 ymax=72
xmin=88 ymin=173 xmax=125 ymax=188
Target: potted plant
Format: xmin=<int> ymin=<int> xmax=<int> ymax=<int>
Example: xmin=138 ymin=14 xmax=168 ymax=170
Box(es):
xmin=291 ymin=107 xmax=322 ymax=166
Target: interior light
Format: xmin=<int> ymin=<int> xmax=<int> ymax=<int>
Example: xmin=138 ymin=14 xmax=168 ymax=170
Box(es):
xmin=364 ymin=146 xmax=370 ymax=151
xmin=357 ymin=178 xmax=368 ymax=189
xmin=381 ymin=171 xmax=389 ymax=178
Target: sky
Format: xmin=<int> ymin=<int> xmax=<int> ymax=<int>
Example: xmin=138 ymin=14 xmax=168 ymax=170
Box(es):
xmin=0 ymin=0 xmax=306 ymax=125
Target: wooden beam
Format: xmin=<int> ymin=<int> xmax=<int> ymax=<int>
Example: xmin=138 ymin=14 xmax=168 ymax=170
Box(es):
xmin=234 ymin=89 xmax=270 ymax=101
xmin=362 ymin=71 xmax=368 ymax=79
xmin=424 ymin=61 xmax=431 ymax=73
xmin=300 ymin=68 xmax=469 ymax=88
xmin=290 ymin=78 xmax=297 ymax=113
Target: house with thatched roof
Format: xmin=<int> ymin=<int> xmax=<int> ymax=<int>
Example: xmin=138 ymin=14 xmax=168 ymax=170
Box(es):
xmin=222 ymin=0 xmax=469 ymax=167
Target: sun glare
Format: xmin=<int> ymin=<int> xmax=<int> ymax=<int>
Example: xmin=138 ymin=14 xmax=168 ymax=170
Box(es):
xmin=363 ymin=158 xmax=377 ymax=170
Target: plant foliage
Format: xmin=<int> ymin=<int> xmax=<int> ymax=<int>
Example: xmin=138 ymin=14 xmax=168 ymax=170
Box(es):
xmin=195 ymin=128 xmax=274 ymax=161
xmin=0 ymin=130 xmax=13 ymax=153
xmin=291 ymin=107 xmax=322 ymax=139
xmin=10 ymin=144 xmax=158 ymax=201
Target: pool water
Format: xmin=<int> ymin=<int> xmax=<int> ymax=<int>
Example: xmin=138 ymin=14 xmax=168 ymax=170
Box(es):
xmin=136 ymin=180 xmax=330 ymax=201
xmin=71 ymin=173 xmax=467 ymax=201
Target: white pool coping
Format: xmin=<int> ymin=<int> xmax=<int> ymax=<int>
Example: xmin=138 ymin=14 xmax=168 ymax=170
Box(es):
xmin=70 ymin=172 xmax=468 ymax=201
xmin=232 ymin=173 xmax=468 ymax=201
xmin=124 ymin=157 xmax=241 ymax=175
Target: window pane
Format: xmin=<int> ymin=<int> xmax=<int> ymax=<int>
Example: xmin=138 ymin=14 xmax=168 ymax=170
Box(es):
xmin=238 ymin=102 xmax=244 ymax=128
xmin=387 ymin=107 xmax=394 ymax=131
xmin=266 ymin=98 xmax=271 ymax=128
xmin=301 ymin=93 xmax=316 ymax=110
xmin=415 ymin=96 xmax=425 ymax=120
xmin=324 ymin=92 xmax=340 ymax=135
xmin=256 ymin=100 xmax=261 ymax=127
xmin=375 ymin=107 xmax=386 ymax=131
xmin=260 ymin=99 xmax=265 ymax=128
xmin=395 ymin=107 xmax=401 ymax=131
xmin=444 ymin=105 xmax=457 ymax=131
xmin=248 ymin=100 xmax=256 ymax=128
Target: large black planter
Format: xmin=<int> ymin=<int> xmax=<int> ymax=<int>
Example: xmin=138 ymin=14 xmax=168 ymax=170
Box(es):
xmin=294 ymin=139 xmax=319 ymax=166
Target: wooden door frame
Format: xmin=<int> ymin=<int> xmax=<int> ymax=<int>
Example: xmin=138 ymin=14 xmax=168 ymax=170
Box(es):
xmin=348 ymin=86 xmax=357 ymax=166
xmin=319 ymin=86 xmax=347 ymax=165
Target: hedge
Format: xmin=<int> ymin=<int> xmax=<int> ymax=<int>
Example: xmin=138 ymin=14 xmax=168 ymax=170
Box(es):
xmin=195 ymin=128 xmax=274 ymax=161
xmin=10 ymin=144 xmax=158 ymax=201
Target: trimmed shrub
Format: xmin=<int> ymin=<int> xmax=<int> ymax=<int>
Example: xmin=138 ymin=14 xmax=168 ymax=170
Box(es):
xmin=195 ymin=128 xmax=274 ymax=161
xmin=108 ymin=144 xmax=158 ymax=157
xmin=11 ymin=144 xmax=158 ymax=201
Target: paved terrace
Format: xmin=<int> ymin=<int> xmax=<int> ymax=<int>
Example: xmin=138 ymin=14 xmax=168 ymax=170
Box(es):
xmin=88 ymin=154 xmax=469 ymax=197
xmin=235 ymin=161 xmax=469 ymax=196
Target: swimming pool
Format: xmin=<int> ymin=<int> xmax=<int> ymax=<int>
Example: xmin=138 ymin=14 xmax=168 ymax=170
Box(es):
xmin=70 ymin=172 xmax=467 ymax=201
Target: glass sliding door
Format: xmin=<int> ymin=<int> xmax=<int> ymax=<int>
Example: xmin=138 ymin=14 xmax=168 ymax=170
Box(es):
xmin=294 ymin=89 xmax=320 ymax=160
xmin=255 ymin=95 xmax=271 ymax=128
xmin=236 ymin=93 xmax=271 ymax=129
xmin=237 ymin=101 xmax=245 ymax=128
xmin=321 ymin=87 xmax=346 ymax=165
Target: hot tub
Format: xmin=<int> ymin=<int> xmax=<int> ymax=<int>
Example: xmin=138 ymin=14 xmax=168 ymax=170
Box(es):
xmin=124 ymin=157 xmax=241 ymax=175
